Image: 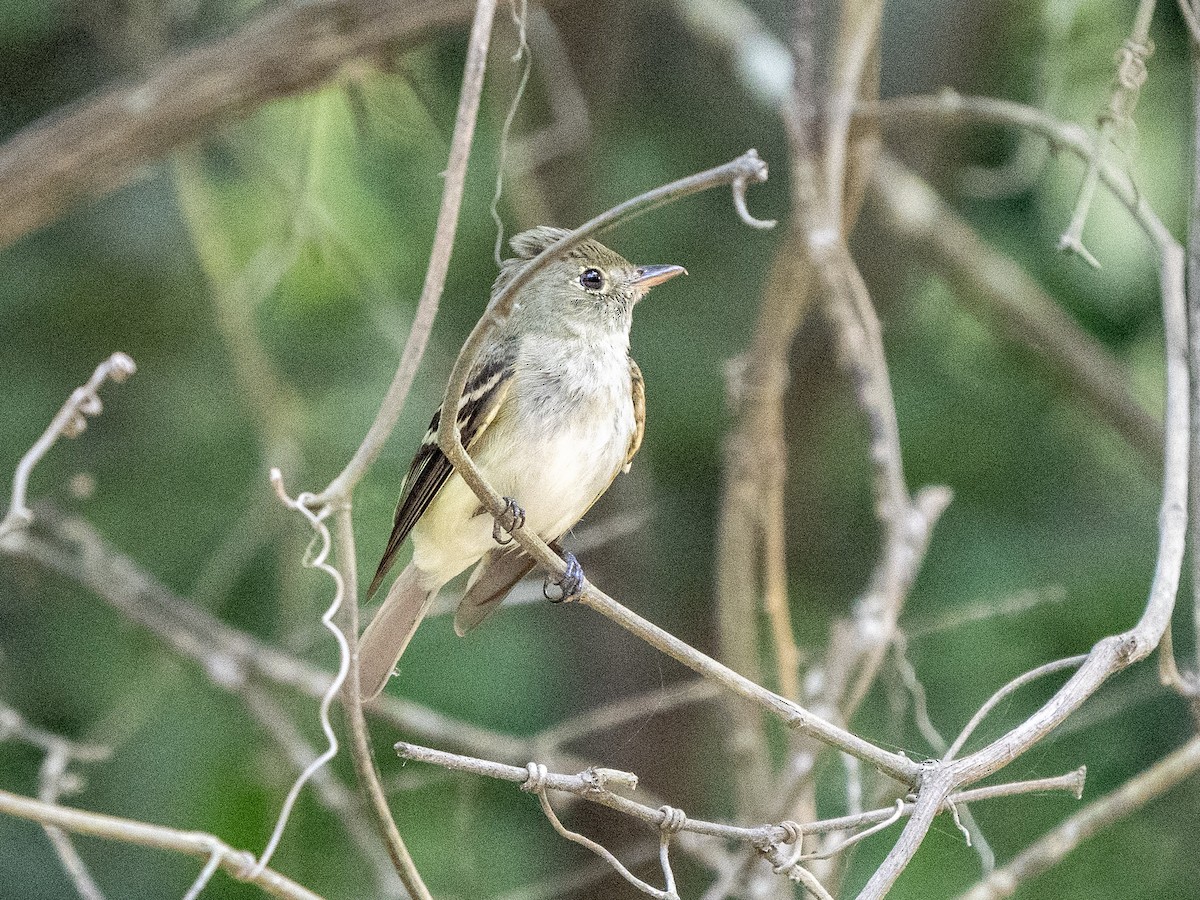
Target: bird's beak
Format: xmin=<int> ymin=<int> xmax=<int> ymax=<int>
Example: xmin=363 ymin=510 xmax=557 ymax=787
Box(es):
xmin=631 ymin=264 xmax=687 ymax=289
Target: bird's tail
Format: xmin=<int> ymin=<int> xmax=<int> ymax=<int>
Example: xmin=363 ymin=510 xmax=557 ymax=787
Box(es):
xmin=358 ymin=563 xmax=437 ymax=700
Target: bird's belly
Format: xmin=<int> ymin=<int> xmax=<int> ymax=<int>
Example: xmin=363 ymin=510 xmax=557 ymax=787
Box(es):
xmin=410 ymin=392 xmax=633 ymax=585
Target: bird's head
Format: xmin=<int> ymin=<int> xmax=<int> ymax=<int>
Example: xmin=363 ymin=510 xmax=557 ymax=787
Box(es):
xmin=495 ymin=226 xmax=686 ymax=335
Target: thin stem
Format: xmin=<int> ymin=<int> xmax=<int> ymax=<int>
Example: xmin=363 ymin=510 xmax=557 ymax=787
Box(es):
xmin=1058 ymin=0 xmax=1157 ymax=267
xmin=0 ymin=353 xmax=136 ymax=540
xmin=944 ymin=655 xmax=1089 ymax=761
xmin=313 ymin=0 xmax=499 ymax=506
xmin=1187 ymin=20 xmax=1200 ymax=676
xmin=396 ymin=742 xmax=1084 ymax=848
xmin=0 ymin=790 xmax=322 ymax=900
xmin=334 ymin=506 xmax=433 ymax=900
xmin=38 ymin=748 xmax=107 ymax=900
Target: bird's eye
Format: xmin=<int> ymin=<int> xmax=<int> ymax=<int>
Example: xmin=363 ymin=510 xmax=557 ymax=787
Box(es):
xmin=579 ymin=268 xmax=605 ymax=291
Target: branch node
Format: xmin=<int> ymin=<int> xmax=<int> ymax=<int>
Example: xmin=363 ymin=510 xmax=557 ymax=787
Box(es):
xmin=656 ymin=804 xmax=687 ymax=835
xmin=521 ymin=762 xmax=550 ymax=793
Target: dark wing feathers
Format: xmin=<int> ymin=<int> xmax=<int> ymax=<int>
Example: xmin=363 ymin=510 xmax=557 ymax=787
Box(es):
xmin=624 ymin=357 xmax=646 ymax=473
xmin=366 ymin=349 xmax=515 ymax=598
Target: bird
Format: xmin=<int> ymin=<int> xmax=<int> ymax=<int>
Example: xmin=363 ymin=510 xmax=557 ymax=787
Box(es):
xmin=358 ymin=226 xmax=686 ymax=699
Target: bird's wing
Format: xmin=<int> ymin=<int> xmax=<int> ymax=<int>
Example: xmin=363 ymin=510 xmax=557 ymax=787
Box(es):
xmin=622 ymin=356 xmax=646 ymax=473
xmin=367 ymin=346 xmax=516 ymax=598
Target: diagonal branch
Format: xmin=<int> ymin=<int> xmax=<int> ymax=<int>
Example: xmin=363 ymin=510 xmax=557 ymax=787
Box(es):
xmin=869 ymin=151 xmax=1162 ymax=465
xmin=0 ymin=0 xmax=483 ymax=249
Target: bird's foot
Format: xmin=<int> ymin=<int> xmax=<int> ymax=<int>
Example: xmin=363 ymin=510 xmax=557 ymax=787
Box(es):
xmin=544 ymin=552 xmax=585 ymax=603
xmin=492 ymin=497 xmax=526 ymax=545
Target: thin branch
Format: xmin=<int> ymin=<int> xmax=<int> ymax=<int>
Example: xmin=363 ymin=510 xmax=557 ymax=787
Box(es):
xmin=332 ymin=505 xmax=433 ymax=900
xmin=532 ymin=679 xmax=721 ymax=751
xmin=954 ymin=735 xmax=1200 ymax=900
xmin=531 ymin=786 xmax=677 ymax=900
xmin=1058 ymin=0 xmax=1157 ymax=267
xmin=1186 ymin=10 xmax=1200 ymax=686
xmin=1182 ymin=0 xmax=1200 ymax=45
xmin=0 ymin=353 xmax=136 ymax=541
xmin=0 ymin=0 xmax=485 ymax=248
xmin=38 ymin=747 xmax=107 ymax=900
xmin=0 ymin=508 xmax=581 ymax=770
xmin=396 ymin=742 xmax=1084 ymax=852
xmin=0 ymin=704 xmax=110 ymax=763
xmin=944 ymin=655 xmax=1089 ymax=762
xmin=0 ymin=789 xmax=323 ymax=900
xmin=312 ymin=0 xmax=499 ymax=506
xmin=890 ymin=638 xmax=997 ymax=873
xmin=903 ymin=586 xmax=1069 ymax=638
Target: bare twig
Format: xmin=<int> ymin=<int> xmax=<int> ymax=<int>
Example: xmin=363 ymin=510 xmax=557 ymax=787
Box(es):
xmin=311 ymin=0 xmax=499 ymax=506
xmin=944 ymin=655 xmax=1089 ymax=762
xmin=530 ymin=783 xmax=678 ymax=900
xmin=1182 ymin=0 xmax=1200 ymax=45
xmin=333 ymin=505 xmax=433 ymax=900
xmin=1185 ymin=9 xmax=1200 ymax=687
xmin=0 ymin=789 xmax=323 ymax=900
xmin=0 ymin=353 xmax=136 ymax=541
xmin=38 ymin=746 xmax=107 ymax=900
xmin=0 ymin=508 xmax=576 ymax=768
xmin=890 ymin=639 xmax=996 ymax=871
xmin=396 ymin=742 xmax=1084 ymax=856
xmin=904 ymin=587 xmax=1070 ymax=638
xmin=954 ymin=735 xmax=1200 ymax=900
xmin=532 ymin=679 xmax=721 ymax=751
xmin=1058 ymin=0 xmax=1157 ymax=267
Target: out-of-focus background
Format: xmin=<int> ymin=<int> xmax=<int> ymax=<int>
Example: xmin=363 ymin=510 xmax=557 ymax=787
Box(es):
xmin=1 ymin=1 xmax=1196 ymax=898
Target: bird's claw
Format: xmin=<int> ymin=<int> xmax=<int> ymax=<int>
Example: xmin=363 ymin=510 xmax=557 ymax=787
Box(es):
xmin=493 ymin=497 xmax=526 ymax=545
xmin=544 ymin=552 xmax=585 ymax=603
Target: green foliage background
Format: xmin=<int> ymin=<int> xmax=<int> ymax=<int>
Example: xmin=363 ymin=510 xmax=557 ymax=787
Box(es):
xmin=1 ymin=1 xmax=1197 ymax=897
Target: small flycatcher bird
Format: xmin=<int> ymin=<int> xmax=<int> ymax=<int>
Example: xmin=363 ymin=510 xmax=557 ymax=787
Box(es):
xmin=358 ymin=226 xmax=685 ymax=699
